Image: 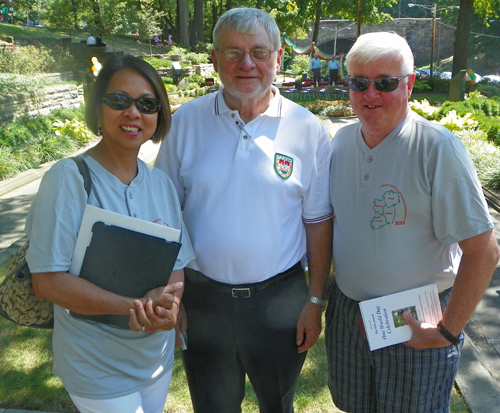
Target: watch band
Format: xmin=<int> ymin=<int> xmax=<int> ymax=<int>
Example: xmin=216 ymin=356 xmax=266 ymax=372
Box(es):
xmin=437 ymin=320 xmax=461 ymax=346
xmin=308 ymin=295 xmax=325 ymax=306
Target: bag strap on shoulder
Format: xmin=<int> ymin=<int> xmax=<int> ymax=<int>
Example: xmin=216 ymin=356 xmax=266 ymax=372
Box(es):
xmin=71 ymin=156 xmax=91 ymax=199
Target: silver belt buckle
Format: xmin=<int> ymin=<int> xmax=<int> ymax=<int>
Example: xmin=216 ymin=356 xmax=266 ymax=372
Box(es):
xmin=232 ymin=288 xmax=251 ymax=298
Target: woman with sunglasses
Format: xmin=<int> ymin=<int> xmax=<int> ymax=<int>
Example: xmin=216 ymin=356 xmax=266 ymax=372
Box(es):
xmin=24 ymin=55 xmax=195 ymax=413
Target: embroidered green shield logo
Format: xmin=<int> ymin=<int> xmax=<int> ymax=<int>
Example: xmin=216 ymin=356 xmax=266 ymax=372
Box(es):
xmin=274 ymin=153 xmax=293 ymax=180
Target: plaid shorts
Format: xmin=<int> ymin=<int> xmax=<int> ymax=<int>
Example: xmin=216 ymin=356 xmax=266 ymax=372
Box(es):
xmin=325 ymin=281 xmax=462 ymax=413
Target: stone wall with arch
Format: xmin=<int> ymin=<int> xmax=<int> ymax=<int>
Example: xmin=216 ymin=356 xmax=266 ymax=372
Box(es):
xmin=292 ymin=18 xmax=456 ymax=66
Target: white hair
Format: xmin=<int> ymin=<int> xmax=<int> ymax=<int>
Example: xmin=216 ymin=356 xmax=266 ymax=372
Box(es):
xmin=213 ymin=8 xmax=281 ymax=52
xmin=346 ymin=32 xmax=414 ymax=77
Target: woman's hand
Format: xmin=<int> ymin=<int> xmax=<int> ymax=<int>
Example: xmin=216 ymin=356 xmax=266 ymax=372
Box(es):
xmin=129 ymin=281 xmax=183 ymax=333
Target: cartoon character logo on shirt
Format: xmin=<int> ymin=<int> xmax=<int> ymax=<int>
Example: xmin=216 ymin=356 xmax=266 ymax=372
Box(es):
xmin=274 ymin=153 xmax=293 ymax=180
xmin=370 ymin=184 xmax=407 ymax=229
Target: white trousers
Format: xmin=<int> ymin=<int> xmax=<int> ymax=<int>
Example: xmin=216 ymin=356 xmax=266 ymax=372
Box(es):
xmin=69 ymin=369 xmax=172 ymax=413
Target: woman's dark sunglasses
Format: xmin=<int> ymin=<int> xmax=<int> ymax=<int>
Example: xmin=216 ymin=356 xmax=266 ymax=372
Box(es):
xmin=102 ymin=93 xmax=162 ymax=114
xmin=347 ymin=74 xmax=410 ymax=93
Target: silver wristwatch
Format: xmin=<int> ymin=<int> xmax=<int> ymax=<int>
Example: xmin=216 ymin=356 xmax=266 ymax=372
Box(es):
xmin=308 ymin=295 xmax=326 ymax=307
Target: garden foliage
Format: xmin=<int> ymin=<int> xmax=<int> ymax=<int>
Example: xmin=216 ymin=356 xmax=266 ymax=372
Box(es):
xmin=410 ymin=94 xmax=500 ymax=189
xmin=304 ymin=100 xmax=353 ymax=117
xmin=0 ymin=43 xmax=74 ymax=75
xmin=0 ymin=107 xmax=90 ymax=180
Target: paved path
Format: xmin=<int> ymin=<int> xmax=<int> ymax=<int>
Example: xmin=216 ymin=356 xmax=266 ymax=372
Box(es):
xmin=1 ymin=116 xmax=500 ymax=413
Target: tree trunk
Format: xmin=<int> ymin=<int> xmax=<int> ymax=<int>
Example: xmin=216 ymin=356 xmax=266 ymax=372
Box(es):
xmin=312 ymin=0 xmax=322 ymax=48
xmin=211 ymin=2 xmax=217 ymax=43
xmin=193 ymin=0 xmax=204 ymax=45
xmin=452 ymin=0 xmax=473 ymax=76
xmin=357 ymin=0 xmax=363 ymax=37
xmin=177 ymin=0 xmax=190 ymax=48
xmin=70 ymin=0 xmax=78 ymax=30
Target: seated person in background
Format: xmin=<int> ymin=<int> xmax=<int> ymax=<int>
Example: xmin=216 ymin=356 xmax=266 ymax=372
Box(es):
xmin=87 ymin=34 xmax=96 ymax=46
xmin=96 ymin=34 xmax=106 ymax=47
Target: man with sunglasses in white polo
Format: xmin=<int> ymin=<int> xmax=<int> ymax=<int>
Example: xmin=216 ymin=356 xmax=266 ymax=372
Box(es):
xmin=326 ymin=31 xmax=499 ymax=412
xmin=155 ymin=7 xmax=332 ymax=413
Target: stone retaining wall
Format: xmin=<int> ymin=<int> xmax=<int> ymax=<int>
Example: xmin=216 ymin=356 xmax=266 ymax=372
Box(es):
xmin=156 ymin=63 xmax=214 ymax=79
xmin=70 ymin=42 xmax=123 ymax=65
xmin=0 ymin=84 xmax=80 ymax=124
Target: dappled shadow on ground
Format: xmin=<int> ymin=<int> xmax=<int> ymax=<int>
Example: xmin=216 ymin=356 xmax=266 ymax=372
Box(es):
xmin=0 ymin=194 xmax=32 ymax=249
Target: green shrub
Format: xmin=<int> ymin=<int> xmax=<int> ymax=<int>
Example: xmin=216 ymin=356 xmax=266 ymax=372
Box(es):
xmin=144 ymin=57 xmax=172 ymax=70
xmin=50 ymin=106 xmax=86 ymax=122
xmin=192 ymin=42 xmax=213 ymax=54
xmin=412 ymin=79 xmax=432 ymax=93
xmin=46 ymin=43 xmax=75 ymax=72
xmin=52 ymin=119 xmax=94 ymax=145
xmin=0 ymin=74 xmax=59 ymax=99
xmin=481 ymin=99 xmax=499 ymax=116
xmin=429 ymin=77 xmax=450 ymax=93
xmin=0 ymin=108 xmax=90 ymax=180
xmin=409 ymin=99 xmax=439 ymax=120
xmin=164 ymin=84 xmax=177 ymax=93
xmin=485 ymin=122 xmax=500 ymax=146
xmin=0 ymin=45 xmax=56 ymax=75
xmin=162 ymin=77 xmax=174 ymax=84
xmin=185 ymin=73 xmax=203 ymax=85
xmin=436 ymin=101 xmax=474 ymax=119
xmin=184 ymin=51 xmax=209 ymax=65
xmin=289 ymin=55 xmax=310 ymax=75
xmin=168 ymin=45 xmax=188 ymax=59
xmin=457 ymin=129 xmax=500 ymax=189
xmin=177 ymin=77 xmax=198 ymax=91
xmin=477 ymin=80 xmax=500 ymax=98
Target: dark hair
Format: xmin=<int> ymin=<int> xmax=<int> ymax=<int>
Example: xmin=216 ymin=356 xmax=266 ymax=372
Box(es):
xmin=85 ymin=55 xmax=171 ymax=143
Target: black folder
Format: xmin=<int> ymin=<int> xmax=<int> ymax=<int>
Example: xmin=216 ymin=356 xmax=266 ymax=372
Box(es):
xmin=70 ymin=221 xmax=181 ymax=328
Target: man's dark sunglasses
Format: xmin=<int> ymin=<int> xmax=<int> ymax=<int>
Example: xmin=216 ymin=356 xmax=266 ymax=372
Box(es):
xmin=102 ymin=93 xmax=162 ymax=114
xmin=347 ymin=74 xmax=410 ymax=93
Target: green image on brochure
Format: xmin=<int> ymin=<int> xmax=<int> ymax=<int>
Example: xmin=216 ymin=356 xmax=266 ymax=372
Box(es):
xmin=359 ymin=284 xmax=442 ymax=351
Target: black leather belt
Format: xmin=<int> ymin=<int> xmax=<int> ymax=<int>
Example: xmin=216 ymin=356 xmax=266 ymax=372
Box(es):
xmin=206 ymin=261 xmax=304 ymax=298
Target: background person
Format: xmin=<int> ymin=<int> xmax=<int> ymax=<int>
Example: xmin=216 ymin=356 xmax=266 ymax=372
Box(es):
xmin=96 ymin=33 xmax=106 ymax=47
xmin=309 ymin=53 xmax=322 ymax=87
xmin=86 ymin=34 xmax=96 ymax=46
xmin=327 ymin=56 xmax=340 ymax=85
xmin=154 ymin=7 xmax=332 ymax=413
xmin=326 ymin=31 xmax=500 ymax=412
xmin=1 ymin=4 xmax=8 ymax=22
xmin=25 ymin=55 xmax=194 ymax=413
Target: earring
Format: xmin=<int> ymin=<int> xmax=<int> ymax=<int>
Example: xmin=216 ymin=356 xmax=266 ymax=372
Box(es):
xmin=96 ymin=126 xmax=102 ymax=136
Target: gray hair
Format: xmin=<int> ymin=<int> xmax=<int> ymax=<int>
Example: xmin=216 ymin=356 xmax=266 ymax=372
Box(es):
xmin=213 ymin=8 xmax=281 ymax=52
xmin=346 ymin=32 xmax=414 ymax=78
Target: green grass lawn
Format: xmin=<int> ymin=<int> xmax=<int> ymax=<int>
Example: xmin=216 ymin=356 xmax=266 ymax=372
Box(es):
xmin=0 ymin=21 xmax=71 ymax=39
xmin=0 ymin=312 xmax=470 ymax=413
xmin=0 ymin=21 xmax=156 ymax=57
